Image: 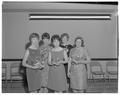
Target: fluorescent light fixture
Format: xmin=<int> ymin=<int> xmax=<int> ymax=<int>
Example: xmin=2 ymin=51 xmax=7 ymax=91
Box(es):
xmin=29 ymin=14 xmax=111 ymax=20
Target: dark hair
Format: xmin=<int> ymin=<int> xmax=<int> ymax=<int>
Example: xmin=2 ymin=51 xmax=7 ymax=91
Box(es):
xmin=25 ymin=42 xmax=31 ymax=50
xmin=39 ymin=40 xmax=44 ymax=47
xmin=61 ymin=33 xmax=69 ymax=41
xmin=51 ymin=34 xmax=61 ymax=46
xmin=29 ymin=33 xmax=39 ymax=42
xmin=42 ymin=32 xmax=50 ymax=40
xmin=25 ymin=33 xmax=39 ymax=50
xmin=74 ymin=36 xmax=85 ymax=47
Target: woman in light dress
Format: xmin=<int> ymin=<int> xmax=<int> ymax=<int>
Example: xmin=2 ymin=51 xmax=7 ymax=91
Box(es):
xmin=68 ymin=36 xmax=91 ymax=93
xmin=39 ymin=32 xmax=51 ymax=93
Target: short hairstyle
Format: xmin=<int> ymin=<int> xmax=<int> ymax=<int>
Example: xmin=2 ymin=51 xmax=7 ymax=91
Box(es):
xmin=29 ymin=33 xmax=39 ymax=42
xmin=61 ymin=33 xmax=69 ymax=41
xmin=51 ymin=34 xmax=61 ymax=45
xmin=25 ymin=33 xmax=39 ymax=49
xmin=42 ymin=32 xmax=50 ymax=40
xmin=74 ymin=36 xmax=85 ymax=47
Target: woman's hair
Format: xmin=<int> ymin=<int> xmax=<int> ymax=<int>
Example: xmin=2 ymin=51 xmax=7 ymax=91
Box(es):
xmin=29 ymin=33 xmax=39 ymax=42
xmin=61 ymin=33 xmax=69 ymax=41
xmin=74 ymin=36 xmax=85 ymax=47
xmin=42 ymin=32 xmax=50 ymax=40
xmin=25 ymin=42 xmax=31 ymax=50
xmin=51 ymin=34 xmax=61 ymax=47
xmin=25 ymin=33 xmax=39 ymax=50
xmin=39 ymin=40 xmax=44 ymax=47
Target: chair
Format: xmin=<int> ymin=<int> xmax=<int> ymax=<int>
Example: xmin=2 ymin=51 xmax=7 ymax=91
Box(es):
xmin=10 ymin=62 xmax=24 ymax=88
xmin=90 ymin=61 xmax=105 ymax=82
xmin=2 ymin=63 xmax=7 ymax=88
xmin=106 ymin=61 xmax=118 ymax=81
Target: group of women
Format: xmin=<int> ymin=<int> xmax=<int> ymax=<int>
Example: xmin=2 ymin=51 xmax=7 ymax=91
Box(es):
xmin=22 ymin=32 xmax=91 ymax=93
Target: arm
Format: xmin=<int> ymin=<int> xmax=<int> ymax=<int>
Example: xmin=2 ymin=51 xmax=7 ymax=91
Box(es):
xmin=67 ymin=49 xmax=72 ymax=77
xmin=63 ymin=50 xmax=69 ymax=64
xmin=68 ymin=58 xmax=71 ymax=73
xmin=48 ymin=52 xmax=52 ymax=66
xmin=22 ymin=50 xmax=38 ymax=69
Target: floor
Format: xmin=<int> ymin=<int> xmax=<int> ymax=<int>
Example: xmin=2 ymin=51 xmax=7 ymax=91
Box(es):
xmin=2 ymin=79 xmax=118 ymax=93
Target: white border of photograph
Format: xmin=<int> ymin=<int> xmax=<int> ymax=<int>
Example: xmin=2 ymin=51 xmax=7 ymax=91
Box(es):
xmin=0 ymin=0 xmax=119 ymax=95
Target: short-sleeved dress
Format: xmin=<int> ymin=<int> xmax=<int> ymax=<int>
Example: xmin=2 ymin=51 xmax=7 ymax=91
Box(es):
xmin=69 ymin=47 xmax=88 ymax=90
xmin=26 ymin=48 xmax=42 ymax=92
xmin=40 ymin=45 xmax=51 ymax=87
xmin=47 ymin=49 xmax=68 ymax=92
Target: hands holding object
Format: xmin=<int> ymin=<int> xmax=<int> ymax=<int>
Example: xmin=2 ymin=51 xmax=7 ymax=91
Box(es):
xmin=52 ymin=58 xmax=65 ymax=66
xmin=34 ymin=60 xmax=45 ymax=69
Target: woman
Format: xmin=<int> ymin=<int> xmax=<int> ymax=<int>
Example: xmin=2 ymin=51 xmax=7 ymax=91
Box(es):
xmin=68 ymin=36 xmax=91 ymax=93
xmin=60 ymin=33 xmax=73 ymax=57
xmin=40 ymin=32 xmax=51 ymax=93
xmin=47 ymin=35 xmax=68 ymax=92
xmin=60 ymin=33 xmax=73 ymax=92
xmin=22 ymin=33 xmax=44 ymax=93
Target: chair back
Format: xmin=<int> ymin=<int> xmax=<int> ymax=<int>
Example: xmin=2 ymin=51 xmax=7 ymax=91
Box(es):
xmin=2 ymin=63 xmax=7 ymax=79
xmin=10 ymin=62 xmax=21 ymax=74
xmin=90 ymin=61 xmax=103 ymax=73
xmin=106 ymin=61 xmax=118 ymax=72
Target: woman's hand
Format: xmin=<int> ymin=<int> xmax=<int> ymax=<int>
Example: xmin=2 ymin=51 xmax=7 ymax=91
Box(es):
xmin=48 ymin=63 xmax=52 ymax=66
xmin=56 ymin=60 xmax=67 ymax=65
xmin=34 ymin=61 xmax=44 ymax=69
xmin=72 ymin=59 xmax=79 ymax=65
xmin=32 ymin=65 xmax=40 ymax=69
xmin=57 ymin=60 xmax=64 ymax=64
xmin=52 ymin=61 xmax=60 ymax=66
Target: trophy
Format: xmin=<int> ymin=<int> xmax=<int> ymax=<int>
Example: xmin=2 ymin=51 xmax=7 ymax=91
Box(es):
xmin=34 ymin=56 xmax=44 ymax=69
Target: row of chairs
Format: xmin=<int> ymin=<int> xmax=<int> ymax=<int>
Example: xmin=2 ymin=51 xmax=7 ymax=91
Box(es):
xmin=2 ymin=62 xmax=25 ymax=88
xmin=90 ymin=61 xmax=118 ymax=81
xmin=2 ymin=61 xmax=118 ymax=88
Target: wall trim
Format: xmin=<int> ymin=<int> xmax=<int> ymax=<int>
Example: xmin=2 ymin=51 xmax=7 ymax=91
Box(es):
xmin=2 ymin=58 xmax=118 ymax=62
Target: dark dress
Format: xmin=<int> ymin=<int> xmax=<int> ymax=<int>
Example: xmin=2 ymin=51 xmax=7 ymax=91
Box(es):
xmin=47 ymin=49 xmax=68 ymax=92
xmin=60 ymin=44 xmax=73 ymax=84
xmin=60 ymin=44 xmax=73 ymax=57
xmin=26 ymin=48 xmax=42 ymax=92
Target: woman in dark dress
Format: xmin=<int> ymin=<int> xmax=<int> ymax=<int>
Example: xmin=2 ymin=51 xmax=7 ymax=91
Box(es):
xmin=60 ymin=33 xmax=73 ymax=57
xmin=60 ymin=33 xmax=73 ymax=92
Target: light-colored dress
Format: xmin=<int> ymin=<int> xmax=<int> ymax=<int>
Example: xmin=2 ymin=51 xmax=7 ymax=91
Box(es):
xmin=47 ymin=49 xmax=68 ymax=92
xmin=26 ymin=48 xmax=42 ymax=92
xmin=40 ymin=45 xmax=51 ymax=87
xmin=69 ymin=47 xmax=88 ymax=90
